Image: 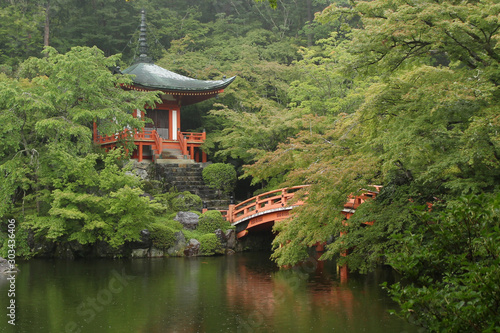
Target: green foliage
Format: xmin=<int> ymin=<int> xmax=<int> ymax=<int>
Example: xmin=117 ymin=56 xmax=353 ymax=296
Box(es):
xmin=0 ymin=3 xmax=44 ymax=67
xmin=202 ymin=163 xmax=237 ymax=195
xmin=180 ymin=229 xmax=202 ymax=242
xmin=385 ymin=193 xmax=500 ymax=332
xmin=149 ymin=220 xmax=180 ymax=250
xmin=171 ymin=192 xmax=203 ymax=212
xmin=0 ymin=221 xmax=33 ymax=259
xmin=197 ymin=210 xmax=230 ymax=234
xmin=199 ymin=233 xmax=222 ymax=256
xmin=23 ymin=150 xmax=165 ymax=248
xmin=248 ymin=0 xmax=500 ymax=271
xmin=0 ymin=46 xmax=161 ymax=253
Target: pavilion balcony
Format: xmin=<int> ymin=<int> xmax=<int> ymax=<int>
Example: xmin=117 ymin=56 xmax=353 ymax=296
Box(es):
xmin=93 ymin=128 xmax=207 ymax=163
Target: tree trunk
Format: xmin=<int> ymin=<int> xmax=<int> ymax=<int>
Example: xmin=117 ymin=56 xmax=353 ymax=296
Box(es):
xmin=306 ymin=0 xmax=312 ymax=47
xmin=44 ymin=1 xmax=50 ymax=47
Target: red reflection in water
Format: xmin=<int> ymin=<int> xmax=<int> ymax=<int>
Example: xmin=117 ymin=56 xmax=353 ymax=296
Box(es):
xmin=225 ymin=256 xmax=356 ymax=329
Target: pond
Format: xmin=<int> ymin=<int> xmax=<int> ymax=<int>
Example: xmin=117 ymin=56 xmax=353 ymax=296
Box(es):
xmin=0 ymin=252 xmax=422 ymax=332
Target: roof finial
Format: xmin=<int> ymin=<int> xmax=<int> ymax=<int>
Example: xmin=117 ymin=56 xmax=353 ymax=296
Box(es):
xmin=135 ymin=9 xmax=153 ymax=64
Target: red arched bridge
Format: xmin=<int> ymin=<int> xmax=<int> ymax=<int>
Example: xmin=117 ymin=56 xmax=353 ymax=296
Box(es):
xmin=215 ymin=185 xmax=382 ymax=239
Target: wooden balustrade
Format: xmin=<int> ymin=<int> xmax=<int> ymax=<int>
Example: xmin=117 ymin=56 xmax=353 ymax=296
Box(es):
xmin=177 ymin=131 xmax=188 ymax=156
xmin=152 ymin=130 xmax=162 ymax=155
xmin=94 ymin=127 xmax=206 ymax=162
xmin=181 ymin=131 xmax=206 ymax=142
xmin=225 ymin=185 xmax=309 ymax=224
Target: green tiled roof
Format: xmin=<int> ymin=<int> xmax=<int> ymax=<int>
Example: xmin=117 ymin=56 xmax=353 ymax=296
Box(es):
xmin=122 ymin=62 xmax=236 ymax=92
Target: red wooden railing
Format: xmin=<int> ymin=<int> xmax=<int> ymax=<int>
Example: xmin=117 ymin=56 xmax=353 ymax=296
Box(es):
xmin=181 ymin=131 xmax=206 ymax=142
xmin=94 ymin=130 xmax=131 ymax=144
xmin=177 ymin=131 xmax=188 ymax=156
xmin=223 ymin=185 xmax=309 ymax=224
xmin=152 ymin=130 xmax=162 ymax=155
xmin=94 ymin=127 xmax=207 ymax=162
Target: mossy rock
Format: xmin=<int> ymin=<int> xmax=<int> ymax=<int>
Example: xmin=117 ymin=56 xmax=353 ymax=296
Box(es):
xmin=172 ymin=192 xmax=203 ymax=211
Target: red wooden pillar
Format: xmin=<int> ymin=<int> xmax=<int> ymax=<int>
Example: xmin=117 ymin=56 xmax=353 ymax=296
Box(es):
xmin=176 ymin=109 xmax=181 ymax=135
xmin=202 ymin=151 xmax=207 ymax=163
xmin=93 ymin=122 xmax=98 ymax=142
xmin=190 ymin=144 xmax=195 ymax=160
xmin=168 ymin=110 xmax=173 ymax=140
xmin=138 ymin=142 xmax=143 ymax=162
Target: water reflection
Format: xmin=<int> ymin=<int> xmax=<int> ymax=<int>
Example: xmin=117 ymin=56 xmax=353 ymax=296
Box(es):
xmin=0 ymin=254 xmax=420 ymax=333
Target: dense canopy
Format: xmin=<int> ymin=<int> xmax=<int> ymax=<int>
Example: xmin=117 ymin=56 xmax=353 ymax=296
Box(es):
xmin=0 ymin=1 xmax=499 ymax=331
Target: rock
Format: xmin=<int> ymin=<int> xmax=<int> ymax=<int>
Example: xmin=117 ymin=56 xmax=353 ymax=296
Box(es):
xmin=183 ymin=239 xmax=200 ymax=256
xmin=174 ymin=211 xmax=199 ymax=230
xmin=134 ymin=168 xmax=148 ymax=180
xmin=32 ymin=240 xmax=56 ymax=258
xmin=215 ymin=229 xmax=227 ymax=248
xmin=0 ymin=257 xmax=19 ymax=274
xmin=140 ymin=192 xmax=154 ymax=201
xmin=149 ymin=247 xmax=164 ymax=258
xmin=226 ymin=249 xmax=236 ymax=255
xmin=125 ymin=160 xmax=150 ymax=180
xmin=131 ymin=248 xmax=149 ymax=258
xmin=50 ymin=241 xmax=90 ymax=259
xmin=129 ymin=229 xmax=152 ymax=249
xmin=167 ymin=231 xmax=187 ymax=256
xmin=93 ymin=241 xmax=125 ymax=258
xmin=225 ymin=229 xmax=236 ymax=250
xmin=54 ymin=243 xmax=75 ymax=260
xmin=172 ymin=193 xmax=203 ymax=211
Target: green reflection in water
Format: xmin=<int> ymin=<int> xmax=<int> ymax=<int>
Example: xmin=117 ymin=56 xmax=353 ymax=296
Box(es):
xmin=0 ymin=253 xmax=422 ymax=333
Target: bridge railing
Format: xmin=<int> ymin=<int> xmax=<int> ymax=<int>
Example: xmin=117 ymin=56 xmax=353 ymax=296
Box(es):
xmin=224 ymin=185 xmax=309 ymax=224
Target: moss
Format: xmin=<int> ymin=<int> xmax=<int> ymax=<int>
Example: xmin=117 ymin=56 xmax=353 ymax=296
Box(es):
xmin=199 ymin=234 xmax=222 ymax=255
xmin=149 ymin=222 xmax=177 ymax=249
xmin=181 ymin=229 xmax=204 ymax=241
xmin=198 ymin=210 xmax=230 ymax=234
xmin=171 ymin=192 xmax=203 ymax=211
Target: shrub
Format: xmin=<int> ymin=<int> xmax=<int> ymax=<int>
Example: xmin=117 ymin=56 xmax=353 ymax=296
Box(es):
xmin=197 ymin=210 xmax=230 ymax=234
xmin=171 ymin=192 xmax=203 ymax=211
xmin=202 ymin=163 xmax=237 ymax=195
xmin=199 ymin=234 xmax=222 ymax=255
xmin=149 ymin=222 xmax=177 ymax=249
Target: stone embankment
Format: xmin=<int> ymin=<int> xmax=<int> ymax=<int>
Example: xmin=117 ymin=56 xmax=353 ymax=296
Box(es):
xmin=129 ymin=211 xmax=236 ymax=258
xmin=0 ymin=257 xmax=19 ymax=274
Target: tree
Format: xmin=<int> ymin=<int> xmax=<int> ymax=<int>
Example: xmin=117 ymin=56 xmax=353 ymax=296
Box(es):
xmin=0 ymin=46 xmax=159 ymax=254
xmin=385 ymin=194 xmax=500 ymax=332
xmin=245 ymin=0 xmax=500 ymax=269
xmin=202 ymin=163 xmax=237 ymax=196
xmin=246 ymin=1 xmax=500 ymax=330
xmin=319 ymin=0 xmax=500 ymax=84
xmin=0 ymin=2 xmax=44 ymax=68
xmin=23 ymin=150 xmax=164 ymax=248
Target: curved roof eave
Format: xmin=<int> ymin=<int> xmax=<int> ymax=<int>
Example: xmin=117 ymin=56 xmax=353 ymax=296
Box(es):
xmin=122 ymin=62 xmax=236 ymax=92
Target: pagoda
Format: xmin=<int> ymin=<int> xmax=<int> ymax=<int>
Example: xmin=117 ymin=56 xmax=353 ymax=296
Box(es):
xmin=93 ymin=10 xmax=235 ymax=163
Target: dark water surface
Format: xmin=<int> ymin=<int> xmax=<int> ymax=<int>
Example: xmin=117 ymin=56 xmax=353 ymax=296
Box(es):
xmin=1 ymin=253 xmax=421 ymax=333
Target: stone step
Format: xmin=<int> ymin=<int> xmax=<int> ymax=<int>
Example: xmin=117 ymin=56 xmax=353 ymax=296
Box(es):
xmin=153 ymin=162 xmax=230 ymax=211
xmin=156 ymin=159 xmax=195 ymax=165
xmin=170 ymin=180 xmax=204 ymax=185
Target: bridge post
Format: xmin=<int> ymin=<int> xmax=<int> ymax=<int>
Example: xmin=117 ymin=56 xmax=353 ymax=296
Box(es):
xmin=227 ymin=203 xmax=235 ymax=223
